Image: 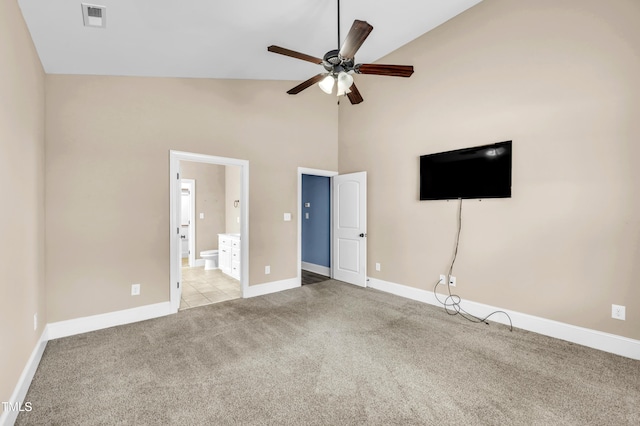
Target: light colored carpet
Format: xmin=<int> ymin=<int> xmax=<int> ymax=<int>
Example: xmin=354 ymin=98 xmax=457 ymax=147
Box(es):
xmin=17 ymin=280 xmax=640 ymax=425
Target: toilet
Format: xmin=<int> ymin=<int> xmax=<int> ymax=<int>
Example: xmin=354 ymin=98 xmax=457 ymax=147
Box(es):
xmin=200 ymin=250 xmax=219 ymax=270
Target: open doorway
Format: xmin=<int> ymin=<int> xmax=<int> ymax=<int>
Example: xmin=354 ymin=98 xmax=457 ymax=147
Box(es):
xmin=298 ymin=168 xmax=337 ymax=286
xmin=170 ymin=151 xmax=249 ymax=313
xmin=301 ymin=174 xmax=331 ymax=285
xmin=178 ymin=162 xmax=241 ymax=310
xmin=297 ymin=168 xmax=368 ymax=288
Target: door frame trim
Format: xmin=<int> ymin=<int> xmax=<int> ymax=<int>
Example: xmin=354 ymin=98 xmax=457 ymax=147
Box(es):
xmin=170 ymin=150 xmax=249 ymax=313
xmin=297 ymin=167 xmax=338 ymax=286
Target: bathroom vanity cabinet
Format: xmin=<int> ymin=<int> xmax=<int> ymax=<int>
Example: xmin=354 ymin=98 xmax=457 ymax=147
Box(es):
xmin=218 ymin=234 xmax=240 ymax=280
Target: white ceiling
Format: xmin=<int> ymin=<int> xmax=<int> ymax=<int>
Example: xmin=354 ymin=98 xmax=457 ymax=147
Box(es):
xmin=18 ymin=0 xmax=482 ymax=81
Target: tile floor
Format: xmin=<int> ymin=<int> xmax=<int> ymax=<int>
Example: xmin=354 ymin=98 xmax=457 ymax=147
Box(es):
xmin=179 ymin=262 xmax=242 ymax=310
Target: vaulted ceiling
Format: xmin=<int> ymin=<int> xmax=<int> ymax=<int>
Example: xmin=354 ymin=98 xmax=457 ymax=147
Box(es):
xmin=18 ymin=0 xmax=482 ymax=81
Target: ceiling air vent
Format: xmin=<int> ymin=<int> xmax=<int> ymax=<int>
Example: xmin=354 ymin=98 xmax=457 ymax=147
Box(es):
xmin=81 ymin=3 xmax=106 ymax=28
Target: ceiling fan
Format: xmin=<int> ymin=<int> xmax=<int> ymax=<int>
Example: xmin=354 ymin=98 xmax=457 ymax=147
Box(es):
xmin=267 ymin=1 xmax=414 ymax=105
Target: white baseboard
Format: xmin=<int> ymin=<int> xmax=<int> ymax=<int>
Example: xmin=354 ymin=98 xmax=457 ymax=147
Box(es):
xmin=47 ymin=302 xmax=172 ymax=340
xmin=367 ymin=277 xmax=640 ymax=360
xmin=2 ymin=303 xmax=173 ymax=425
xmin=194 ymin=259 xmax=205 ymax=268
xmin=244 ymin=278 xmax=299 ymax=298
xmin=0 ymin=329 xmax=48 ymax=426
xmin=301 ymin=262 xmax=331 ymax=277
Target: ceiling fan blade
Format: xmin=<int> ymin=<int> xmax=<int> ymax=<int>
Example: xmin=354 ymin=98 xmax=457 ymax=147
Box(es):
xmin=267 ymin=45 xmax=323 ymax=64
xmin=339 ymin=20 xmax=374 ymax=59
xmin=287 ymin=74 xmax=327 ymax=95
xmin=346 ymin=83 xmax=364 ymax=105
xmin=355 ymin=64 xmax=414 ymax=77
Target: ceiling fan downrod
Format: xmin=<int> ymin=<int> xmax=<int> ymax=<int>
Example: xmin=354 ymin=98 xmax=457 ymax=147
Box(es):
xmin=337 ymin=0 xmax=341 ymax=50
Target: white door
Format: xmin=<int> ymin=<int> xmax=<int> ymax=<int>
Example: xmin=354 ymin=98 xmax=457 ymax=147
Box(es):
xmin=175 ymin=177 xmax=183 ymax=305
xmin=332 ymin=171 xmax=367 ymax=286
xmin=180 ymin=179 xmax=196 ymax=268
xmin=180 ymin=191 xmax=190 ymax=257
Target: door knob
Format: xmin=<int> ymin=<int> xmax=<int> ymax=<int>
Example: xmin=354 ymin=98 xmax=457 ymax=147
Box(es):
xmin=359 ymin=233 xmax=367 ymax=237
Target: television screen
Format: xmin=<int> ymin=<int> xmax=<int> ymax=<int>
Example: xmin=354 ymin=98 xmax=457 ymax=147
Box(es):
xmin=420 ymin=141 xmax=512 ymax=200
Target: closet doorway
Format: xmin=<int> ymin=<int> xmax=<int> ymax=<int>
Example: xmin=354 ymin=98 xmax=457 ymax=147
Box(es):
xmin=297 ymin=168 xmax=337 ymax=285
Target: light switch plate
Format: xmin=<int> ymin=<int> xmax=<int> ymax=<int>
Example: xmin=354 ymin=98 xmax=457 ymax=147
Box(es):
xmin=284 ymin=213 xmax=291 ymax=221
xmin=200 ymin=213 xmax=204 ymax=219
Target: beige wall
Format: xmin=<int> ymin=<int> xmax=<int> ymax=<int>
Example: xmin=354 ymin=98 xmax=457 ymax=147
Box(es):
xmin=6 ymin=0 xmax=637 ymax=411
xmin=0 ymin=0 xmax=46 ymax=411
xmin=45 ymin=75 xmax=338 ymax=322
xmin=181 ymin=162 xmax=226 ymax=256
xmin=225 ymin=165 xmax=242 ymax=234
xmin=339 ymin=0 xmax=640 ymax=339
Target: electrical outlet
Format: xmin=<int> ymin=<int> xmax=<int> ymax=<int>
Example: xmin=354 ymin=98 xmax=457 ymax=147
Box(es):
xmin=612 ymin=304 xmax=626 ymax=320
xmin=449 ymin=276 xmax=456 ymax=287
xmin=439 ymin=274 xmax=446 ymax=285
xmin=375 ymin=263 xmax=381 ymax=271
xmin=265 ymin=265 xmax=270 ymax=274
xmin=131 ymin=284 xmax=140 ymax=296
xmin=34 ymin=313 xmax=38 ymax=331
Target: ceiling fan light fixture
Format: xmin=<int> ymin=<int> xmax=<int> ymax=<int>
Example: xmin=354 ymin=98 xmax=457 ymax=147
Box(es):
xmin=336 ymin=71 xmax=354 ymax=96
xmin=336 ymin=82 xmax=352 ymax=96
xmin=268 ymin=3 xmax=413 ymax=104
xmin=318 ymin=75 xmax=335 ymax=94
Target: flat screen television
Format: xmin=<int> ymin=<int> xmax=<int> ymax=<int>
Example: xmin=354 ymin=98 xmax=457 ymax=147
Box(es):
xmin=420 ymin=141 xmax=512 ymax=200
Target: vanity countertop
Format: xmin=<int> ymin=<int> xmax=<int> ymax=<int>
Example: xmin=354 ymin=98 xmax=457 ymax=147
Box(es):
xmin=218 ymin=233 xmax=240 ymax=239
